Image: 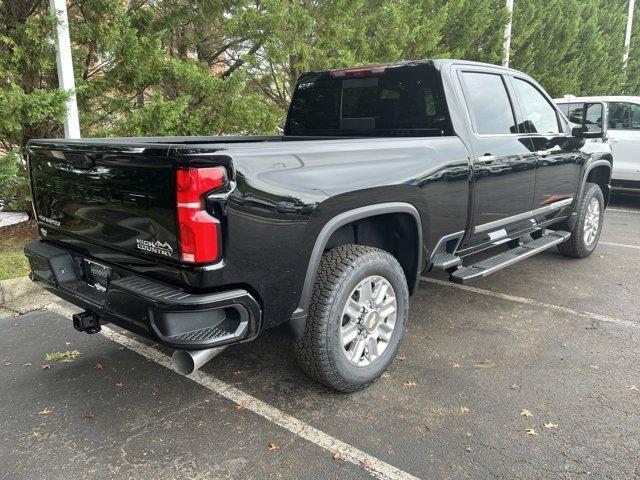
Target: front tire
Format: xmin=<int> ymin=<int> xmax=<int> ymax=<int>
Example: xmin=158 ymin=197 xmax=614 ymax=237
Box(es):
xmin=294 ymin=245 xmax=409 ymax=392
xmin=558 ymin=182 xmax=604 ymax=258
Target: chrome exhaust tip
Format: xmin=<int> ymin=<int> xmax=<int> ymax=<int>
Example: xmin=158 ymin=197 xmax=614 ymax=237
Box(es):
xmin=171 ymin=346 xmax=227 ymax=375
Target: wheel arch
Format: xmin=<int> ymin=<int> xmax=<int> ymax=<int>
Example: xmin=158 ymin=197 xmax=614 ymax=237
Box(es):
xmin=288 ymin=202 xmax=422 ymax=338
xmin=581 ymin=158 xmax=612 ymax=207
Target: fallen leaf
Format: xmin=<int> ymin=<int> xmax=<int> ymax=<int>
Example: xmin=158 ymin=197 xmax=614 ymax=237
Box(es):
xmin=451 ymin=363 xmax=461 ymax=368
xmin=510 ymin=384 xmax=519 ymax=390
xmin=24 ymin=363 xmax=32 ymax=367
xmin=235 ymin=403 xmax=246 ymax=411
xmin=525 ymin=428 xmax=539 ymax=436
xmin=3 ymin=362 xmax=11 ymax=367
xmin=333 ymin=451 xmax=343 ymax=460
xmin=460 ymin=406 xmax=470 ymax=414
xmin=95 ymin=362 xmax=104 ymax=370
xmin=363 ymin=415 xmax=373 ymax=421
xmin=395 ymin=355 xmax=407 ymax=362
xmin=41 ymin=364 xmax=52 ymax=370
xmin=466 ymin=447 xmax=471 ymax=452
xmin=115 ymin=381 xmax=124 ymax=388
xmin=267 ymin=443 xmax=279 ymax=452
xmin=360 ymin=460 xmax=373 ymax=470
xmin=402 ymin=380 xmax=416 ymax=388
xmin=32 ymin=431 xmax=42 ymax=439
xmin=81 ymin=412 xmax=96 ymax=421
xmin=381 ymin=372 xmax=391 ymax=379
xmin=544 ymin=422 xmax=559 ymax=429
xmin=520 ymin=409 xmax=533 ymax=417
xmin=426 ymin=335 xmax=434 ymax=340
xmin=232 ymin=370 xmax=245 ymax=376
xmin=37 ymin=407 xmax=53 ymax=416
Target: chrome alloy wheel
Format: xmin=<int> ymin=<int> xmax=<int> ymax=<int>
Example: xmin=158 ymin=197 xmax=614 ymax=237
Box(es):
xmin=583 ymin=197 xmax=601 ymax=246
xmin=339 ymin=275 xmax=397 ymax=367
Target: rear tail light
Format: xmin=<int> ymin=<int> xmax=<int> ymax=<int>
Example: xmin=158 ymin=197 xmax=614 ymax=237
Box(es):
xmin=329 ymin=64 xmax=388 ymax=79
xmin=176 ymin=166 xmax=227 ymax=263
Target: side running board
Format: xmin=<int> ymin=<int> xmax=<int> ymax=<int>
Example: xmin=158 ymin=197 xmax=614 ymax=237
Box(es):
xmin=450 ymin=230 xmax=571 ymax=284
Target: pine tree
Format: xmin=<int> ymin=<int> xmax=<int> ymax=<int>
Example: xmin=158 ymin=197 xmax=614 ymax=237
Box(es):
xmin=510 ymin=0 xmax=628 ymax=97
xmin=624 ymin=0 xmax=640 ymax=93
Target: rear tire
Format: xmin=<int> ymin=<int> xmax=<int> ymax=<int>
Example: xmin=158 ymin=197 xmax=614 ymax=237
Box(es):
xmin=558 ymin=182 xmax=604 ymax=258
xmin=293 ymin=245 xmax=409 ymax=392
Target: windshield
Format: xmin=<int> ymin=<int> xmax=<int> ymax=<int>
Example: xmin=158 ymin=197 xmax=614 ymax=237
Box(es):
xmin=285 ymin=64 xmax=452 ymax=137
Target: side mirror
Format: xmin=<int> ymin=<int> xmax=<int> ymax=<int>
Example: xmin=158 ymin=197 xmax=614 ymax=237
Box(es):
xmin=572 ymin=102 xmax=607 ymax=139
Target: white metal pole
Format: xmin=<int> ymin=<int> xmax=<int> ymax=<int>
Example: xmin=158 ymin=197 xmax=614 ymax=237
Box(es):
xmin=623 ymin=0 xmax=635 ymax=68
xmin=502 ymin=0 xmax=514 ymax=67
xmin=50 ymin=0 xmax=81 ymax=139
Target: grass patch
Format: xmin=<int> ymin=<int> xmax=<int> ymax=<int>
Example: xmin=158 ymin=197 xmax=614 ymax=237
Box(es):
xmin=44 ymin=349 xmax=82 ymax=363
xmin=0 ymin=220 xmax=37 ymax=281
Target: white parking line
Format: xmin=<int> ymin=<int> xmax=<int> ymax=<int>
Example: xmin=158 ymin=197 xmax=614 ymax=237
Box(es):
xmin=420 ymin=277 xmax=639 ymax=331
xmin=600 ymin=241 xmax=640 ymax=250
xmin=608 ymin=208 xmax=640 ymax=215
xmin=44 ymin=303 xmax=421 ymax=480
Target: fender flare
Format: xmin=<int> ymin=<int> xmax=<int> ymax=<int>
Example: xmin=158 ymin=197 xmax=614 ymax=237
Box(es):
xmin=562 ymin=158 xmax=612 ymax=233
xmin=578 ymin=158 xmax=612 ymax=203
xmin=288 ymin=202 xmax=423 ymax=336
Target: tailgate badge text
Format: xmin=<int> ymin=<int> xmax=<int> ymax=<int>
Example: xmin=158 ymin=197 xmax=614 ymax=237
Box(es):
xmin=136 ymin=239 xmax=173 ymax=257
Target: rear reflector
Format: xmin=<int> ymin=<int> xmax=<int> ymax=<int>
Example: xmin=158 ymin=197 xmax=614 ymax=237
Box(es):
xmin=176 ymin=167 xmax=226 ymax=263
xmin=329 ymin=64 xmax=388 ymax=79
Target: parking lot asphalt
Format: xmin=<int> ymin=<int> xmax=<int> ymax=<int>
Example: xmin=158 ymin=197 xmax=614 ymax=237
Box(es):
xmin=1 ymin=194 xmax=639 ymax=480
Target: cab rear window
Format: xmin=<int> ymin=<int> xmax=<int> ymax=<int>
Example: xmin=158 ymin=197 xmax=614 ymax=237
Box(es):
xmin=285 ymin=65 xmax=452 ymax=137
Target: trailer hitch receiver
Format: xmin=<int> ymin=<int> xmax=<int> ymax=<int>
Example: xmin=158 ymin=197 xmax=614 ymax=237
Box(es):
xmin=72 ymin=311 xmax=101 ymax=334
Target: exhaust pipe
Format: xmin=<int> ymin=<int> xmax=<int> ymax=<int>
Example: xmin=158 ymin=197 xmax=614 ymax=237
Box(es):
xmin=171 ymin=346 xmax=227 ymax=375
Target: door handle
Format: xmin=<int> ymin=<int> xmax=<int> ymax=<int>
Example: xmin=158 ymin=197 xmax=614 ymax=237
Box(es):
xmin=477 ymin=155 xmax=497 ymax=164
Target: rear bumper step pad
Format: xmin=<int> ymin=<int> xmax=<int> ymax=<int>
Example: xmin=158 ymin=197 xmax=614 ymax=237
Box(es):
xmin=450 ymin=230 xmax=571 ymax=284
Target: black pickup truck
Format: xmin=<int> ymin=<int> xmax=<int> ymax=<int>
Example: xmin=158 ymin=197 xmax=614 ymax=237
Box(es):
xmin=25 ymin=59 xmax=612 ymax=392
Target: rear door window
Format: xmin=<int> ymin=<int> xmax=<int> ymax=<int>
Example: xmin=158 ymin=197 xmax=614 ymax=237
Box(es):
xmin=608 ymin=102 xmax=640 ymax=129
xmin=512 ymin=78 xmax=560 ymax=134
xmin=460 ymin=71 xmax=517 ymax=135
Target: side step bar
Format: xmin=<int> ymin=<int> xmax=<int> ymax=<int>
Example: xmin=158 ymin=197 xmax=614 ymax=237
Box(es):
xmin=450 ymin=230 xmax=571 ymax=284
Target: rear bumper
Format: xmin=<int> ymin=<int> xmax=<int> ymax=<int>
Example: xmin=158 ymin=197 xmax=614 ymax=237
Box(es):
xmin=24 ymin=240 xmax=261 ymax=349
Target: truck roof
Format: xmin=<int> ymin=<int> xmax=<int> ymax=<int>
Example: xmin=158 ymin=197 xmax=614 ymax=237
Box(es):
xmin=306 ymin=58 xmax=527 ymax=76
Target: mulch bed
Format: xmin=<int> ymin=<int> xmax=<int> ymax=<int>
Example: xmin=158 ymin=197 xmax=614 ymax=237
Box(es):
xmin=0 ymin=219 xmax=38 ymax=249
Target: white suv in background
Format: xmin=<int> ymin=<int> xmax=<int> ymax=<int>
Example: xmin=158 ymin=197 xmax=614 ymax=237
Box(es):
xmin=555 ymin=95 xmax=640 ymax=194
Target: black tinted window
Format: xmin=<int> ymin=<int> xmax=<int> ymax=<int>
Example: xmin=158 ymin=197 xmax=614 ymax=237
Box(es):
xmin=461 ymin=72 xmax=516 ymax=135
xmin=609 ymin=102 xmax=640 ymax=130
xmin=512 ymin=78 xmax=559 ymax=134
xmin=286 ymin=65 xmax=452 ymax=136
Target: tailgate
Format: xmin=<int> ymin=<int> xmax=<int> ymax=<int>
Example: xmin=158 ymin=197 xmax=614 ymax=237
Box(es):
xmin=28 ymin=141 xmax=181 ymax=268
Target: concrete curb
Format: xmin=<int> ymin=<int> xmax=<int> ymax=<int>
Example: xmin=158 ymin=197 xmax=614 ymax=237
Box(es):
xmin=0 ymin=276 xmax=42 ymax=306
